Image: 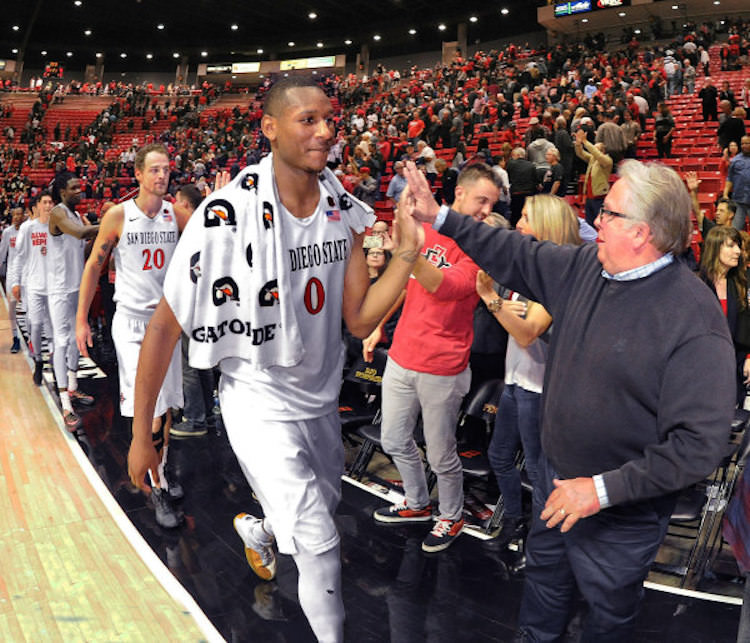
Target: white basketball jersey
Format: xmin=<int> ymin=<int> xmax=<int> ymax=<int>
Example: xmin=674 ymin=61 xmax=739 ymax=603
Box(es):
xmin=222 ymin=189 xmax=353 ymax=420
xmin=9 ymin=219 xmax=49 ymax=294
xmin=114 ymin=198 xmax=179 ymax=318
xmin=47 ymin=203 xmax=86 ymax=294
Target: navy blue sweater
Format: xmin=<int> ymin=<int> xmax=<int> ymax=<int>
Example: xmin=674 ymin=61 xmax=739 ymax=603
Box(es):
xmin=440 ymin=210 xmax=736 ymax=507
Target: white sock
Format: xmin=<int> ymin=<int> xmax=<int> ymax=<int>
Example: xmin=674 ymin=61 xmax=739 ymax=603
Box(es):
xmin=60 ymin=390 xmax=72 ymax=412
xmin=259 ymin=518 xmax=275 ymax=542
xmin=293 ymin=545 xmax=344 ymax=643
xmin=157 ymin=444 xmax=168 ymax=490
xmin=67 ymin=370 xmax=78 ymax=392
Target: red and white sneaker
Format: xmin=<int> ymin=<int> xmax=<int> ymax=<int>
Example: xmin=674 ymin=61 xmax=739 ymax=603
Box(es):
xmin=373 ymin=501 xmax=433 ymax=524
xmin=422 ymin=517 xmax=464 ymax=553
xmin=63 ymin=410 xmax=82 ymax=432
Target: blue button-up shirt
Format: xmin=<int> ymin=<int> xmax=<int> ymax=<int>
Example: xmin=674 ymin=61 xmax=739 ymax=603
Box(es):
xmin=728 ymin=153 xmax=750 ymax=205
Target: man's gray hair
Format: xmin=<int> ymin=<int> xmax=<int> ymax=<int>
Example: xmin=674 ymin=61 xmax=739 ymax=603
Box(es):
xmin=617 ymin=160 xmax=692 ymax=255
xmin=511 ymin=147 xmax=526 ymax=159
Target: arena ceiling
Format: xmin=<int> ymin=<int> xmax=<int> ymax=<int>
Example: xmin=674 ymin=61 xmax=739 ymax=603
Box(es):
xmin=3 ymin=0 xmax=542 ymax=72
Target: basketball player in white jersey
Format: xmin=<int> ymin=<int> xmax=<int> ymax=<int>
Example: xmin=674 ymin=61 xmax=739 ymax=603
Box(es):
xmin=48 ymin=173 xmax=99 ymax=429
xmin=8 ymin=193 xmax=55 ymax=384
xmin=76 ymin=143 xmax=190 ymax=527
xmin=1 ymin=207 xmax=26 ymax=353
xmin=127 ymin=78 xmax=424 ymax=642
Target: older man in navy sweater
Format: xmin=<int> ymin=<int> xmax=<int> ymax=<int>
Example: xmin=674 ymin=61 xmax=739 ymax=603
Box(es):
xmin=403 ymin=159 xmax=736 ymax=641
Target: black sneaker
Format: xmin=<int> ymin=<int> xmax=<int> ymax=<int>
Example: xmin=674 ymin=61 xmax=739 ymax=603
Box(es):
xmin=33 ymin=359 xmax=44 ymax=386
xmin=69 ymin=389 xmax=95 ymax=406
xmin=169 ymin=421 xmax=208 ymax=439
xmin=10 ymin=336 xmax=20 ymax=353
xmin=373 ymin=501 xmax=433 ymax=524
xmin=151 ymin=487 xmax=184 ymax=528
xmin=422 ymin=517 xmax=465 ymax=553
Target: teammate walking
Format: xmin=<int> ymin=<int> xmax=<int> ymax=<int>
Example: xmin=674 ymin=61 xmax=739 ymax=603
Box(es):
xmin=77 ymin=143 xmax=189 ymax=527
xmin=8 ymin=193 xmax=54 ymax=385
xmin=49 ymin=173 xmax=99 ymax=428
xmin=1 ymin=206 xmax=26 ymax=353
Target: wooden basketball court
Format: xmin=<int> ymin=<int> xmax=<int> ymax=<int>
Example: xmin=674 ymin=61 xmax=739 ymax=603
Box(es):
xmin=0 ymin=300 xmax=221 ymax=642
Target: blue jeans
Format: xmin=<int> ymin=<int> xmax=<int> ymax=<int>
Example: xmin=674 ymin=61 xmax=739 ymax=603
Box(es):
xmin=488 ymin=384 xmax=542 ymax=519
xmin=181 ymin=334 xmax=216 ymax=430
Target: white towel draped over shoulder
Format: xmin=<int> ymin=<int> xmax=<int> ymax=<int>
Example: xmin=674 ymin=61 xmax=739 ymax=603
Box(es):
xmin=163 ymin=154 xmax=374 ymax=370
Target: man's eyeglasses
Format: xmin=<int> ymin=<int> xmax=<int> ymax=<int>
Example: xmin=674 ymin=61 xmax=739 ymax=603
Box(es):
xmin=597 ymin=206 xmax=631 ymax=222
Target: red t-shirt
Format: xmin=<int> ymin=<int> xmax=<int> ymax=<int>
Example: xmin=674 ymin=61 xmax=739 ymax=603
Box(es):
xmin=388 ymin=224 xmax=479 ymax=375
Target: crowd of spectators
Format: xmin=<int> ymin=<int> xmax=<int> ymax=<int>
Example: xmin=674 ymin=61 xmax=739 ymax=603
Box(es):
xmin=1 ymin=16 xmax=749 ymax=233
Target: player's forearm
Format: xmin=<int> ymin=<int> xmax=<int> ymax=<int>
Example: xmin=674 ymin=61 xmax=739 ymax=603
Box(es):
xmin=349 ymin=250 xmax=416 ymax=336
xmin=76 ymin=262 xmax=101 ymax=324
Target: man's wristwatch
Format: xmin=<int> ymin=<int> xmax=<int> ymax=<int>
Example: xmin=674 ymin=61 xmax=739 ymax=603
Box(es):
xmin=487 ymin=298 xmax=503 ymax=313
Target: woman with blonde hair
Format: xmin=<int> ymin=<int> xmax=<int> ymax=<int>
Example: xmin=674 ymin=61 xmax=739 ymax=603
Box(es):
xmin=476 ymin=194 xmax=582 ymax=551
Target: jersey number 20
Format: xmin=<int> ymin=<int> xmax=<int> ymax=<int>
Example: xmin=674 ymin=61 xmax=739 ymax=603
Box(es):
xmin=142 ymin=248 xmax=165 ymax=270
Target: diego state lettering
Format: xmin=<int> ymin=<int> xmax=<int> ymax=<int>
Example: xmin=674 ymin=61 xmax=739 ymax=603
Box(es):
xmin=288 ymin=238 xmax=348 ymax=272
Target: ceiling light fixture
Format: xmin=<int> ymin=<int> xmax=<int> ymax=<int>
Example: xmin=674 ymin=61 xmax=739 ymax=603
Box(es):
xmin=438 ymin=24 xmax=446 ymax=31
xmin=308 ymin=12 xmax=317 ymax=19
xmin=470 ymin=16 xmax=478 ymax=23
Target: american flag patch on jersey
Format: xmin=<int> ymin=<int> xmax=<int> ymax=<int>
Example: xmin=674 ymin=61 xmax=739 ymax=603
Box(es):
xmin=325 ymin=209 xmax=341 ymax=221
xmin=163 ymin=212 xmax=173 ymax=221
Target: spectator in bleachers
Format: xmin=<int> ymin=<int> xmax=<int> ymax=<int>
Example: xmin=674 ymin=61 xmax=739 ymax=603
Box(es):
xmin=720 ymin=140 xmax=741 ymax=183
xmin=699 ymin=78 xmax=719 ymax=121
xmin=724 ymin=135 xmax=750 ymax=230
xmin=540 ymin=148 xmax=564 ymax=196
xmin=507 ymin=147 xmax=538 ymax=228
xmin=688 ymin=171 xmax=737 ymax=239
xmin=385 ymin=161 xmax=407 ymax=211
xmin=653 ymin=102 xmax=676 ymax=159
xmin=742 ymin=79 xmax=750 ymax=110
xmin=699 ymin=226 xmax=750 ymax=404
xmin=718 ymin=106 xmax=747 ymax=151
xmin=574 ymin=127 xmax=613 ymax=226
xmin=720 ymin=80 xmax=737 ymax=109
xmin=683 ymin=59 xmax=697 ymax=94
xmin=620 ymin=108 xmax=641 ymax=159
